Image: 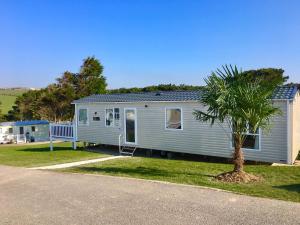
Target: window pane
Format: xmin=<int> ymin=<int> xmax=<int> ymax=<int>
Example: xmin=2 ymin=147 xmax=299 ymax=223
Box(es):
xmin=79 ymin=109 xmax=87 ymax=124
xmin=9 ymin=128 xmax=13 ymax=134
xmin=114 ymin=108 xmax=120 ymax=126
xmin=125 ymin=109 xmax=135 ymax=143
xmin=166 ymin=108 xmax=182 ymax=129
xmin=243 ymin=135 xmax=259 ymax=149
xmin=19 ymin=127 xmax=24 ymax=135
xmin=106 ymin=109 xmax=114 ymax=126
xmin=232 ymin=135 xmax=259 ymax=150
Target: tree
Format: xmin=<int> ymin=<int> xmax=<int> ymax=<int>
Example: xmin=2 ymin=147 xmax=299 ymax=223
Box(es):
xmin=77 ymin=56 xmax=106 ymax=97
xmin=194 ymin=65 xmax=280 ymax=182
xmin=4 ymin=56 xmax=107 ymax=122
xmin=5 ymin=90 xmax=41 ymax=121
xmin=242 ymin=68 xmax=288 ymax=89
xmin=109 ymin=84 xmax=204 ymax=94
xmin=36 ymin=84 xmax=75 ymax=122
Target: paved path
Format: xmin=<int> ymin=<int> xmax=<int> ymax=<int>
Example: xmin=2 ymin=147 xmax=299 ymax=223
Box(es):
xmin=30 ymin=155 xmax=126 ymax=169
xmin=0 ymin=165 xmax=299 ymax=225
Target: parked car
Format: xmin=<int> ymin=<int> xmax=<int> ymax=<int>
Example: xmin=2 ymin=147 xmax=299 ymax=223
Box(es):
xmin=0 ymin=134 xmax=12 ymax=144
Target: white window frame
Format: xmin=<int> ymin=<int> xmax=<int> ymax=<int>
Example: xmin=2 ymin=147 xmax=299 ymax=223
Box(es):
xmin=78 ymin=108 xmax=89 ymax=126
xmin=105 ymin=108 xmax=114 ymax=127
xmin=165 ymin=107 xmax=183 ymax=131
xmin=114 ymin=108 xmax=120 ymax=127
xmin=230 ymin=123 xmax=261 ymax=151
xmin=105 ymin=108 xmax=120 ymax=127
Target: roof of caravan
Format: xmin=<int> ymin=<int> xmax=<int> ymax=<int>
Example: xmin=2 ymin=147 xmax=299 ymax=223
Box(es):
xmin=73 ymin=85 xmax=299 ymax=104
xmin=0 ymin=120 xmax=49 ymax=127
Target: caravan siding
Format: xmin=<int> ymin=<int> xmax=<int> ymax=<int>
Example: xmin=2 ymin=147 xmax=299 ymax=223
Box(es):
xmin=0 ymin=124 xmax=49 ymax=142
xmin=76 ymin=101 xmax=288 ymax=163
xmin=292 ymin=92 xmax=300 ymax=162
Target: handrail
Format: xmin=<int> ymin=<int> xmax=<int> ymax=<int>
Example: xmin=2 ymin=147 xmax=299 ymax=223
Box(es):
xmin=119 ymin=134 xmax=122 ymax=154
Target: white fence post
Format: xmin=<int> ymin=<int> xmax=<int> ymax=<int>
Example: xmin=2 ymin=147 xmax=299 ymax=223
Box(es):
xmin=49 ymin=124 xmax=53 ymax=151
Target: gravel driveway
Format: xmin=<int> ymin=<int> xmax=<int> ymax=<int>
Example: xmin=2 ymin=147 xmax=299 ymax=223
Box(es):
xmin=0 ymin=165 xmax=299 ymax=225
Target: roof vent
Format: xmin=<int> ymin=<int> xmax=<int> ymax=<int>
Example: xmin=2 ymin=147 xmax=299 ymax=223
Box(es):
xmin=155 ymin=92 xmax=162 ymax=96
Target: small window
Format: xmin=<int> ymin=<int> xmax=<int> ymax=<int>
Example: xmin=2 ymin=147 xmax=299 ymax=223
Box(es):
xmin=114 ymin=108 xmax=120 ymax=126
xmin=232 ymin=124 xmax=260 ymax=150
xmin=165 ymin=108 xmax=182 ymax=130
xmin=19 ymin=127 xmax=24 ymax=135
xmin=8 ymin=128 xmax=13 ymax=134
xmin=92 ymin=112 xmax=100 ymax=121
xmin=78 ymin=109 xmax=88 ymax=125
xmin=31 ymin=126 xmax=36 ymax=132
xmin=105 ymin=109 xmax=114 ymax=127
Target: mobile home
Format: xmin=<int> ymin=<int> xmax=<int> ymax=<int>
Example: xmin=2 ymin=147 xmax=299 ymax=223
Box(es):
xmin=73 ymin=86 xmax=300 ymax=164
xmin=0 ymin=120 xmax=49 ymax=143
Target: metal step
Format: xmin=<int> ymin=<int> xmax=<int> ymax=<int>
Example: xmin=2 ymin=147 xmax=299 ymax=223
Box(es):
xmin=120 ymin=145 xmax=137 ymax=156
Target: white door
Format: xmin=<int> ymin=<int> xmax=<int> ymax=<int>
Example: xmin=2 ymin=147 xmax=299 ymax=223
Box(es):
xmin=124 ymin=108 xmax=137 ymax=145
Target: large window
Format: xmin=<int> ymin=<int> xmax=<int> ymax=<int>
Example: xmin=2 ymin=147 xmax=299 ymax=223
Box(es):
xmin=105 ymin=108 xmax=120 ymax=127
xmin=165 ymin=108 xmax=182 ymax=130
xmin=232 ymin=124 xmax=260 ymax=150
xmin=78 ymin=109 xmax=88 ymax=125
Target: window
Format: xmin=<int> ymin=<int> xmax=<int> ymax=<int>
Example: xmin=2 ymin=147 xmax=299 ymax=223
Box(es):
xmin=31 ymin=126 xmax=36 ymax=132
xmin=105 ymin=109 xmax=114 ymax=127
xmin=165 ymin=108 xmax=182 ymax=130
xmin=232 ymin=124 xmax=260 ymax=150
xmin=0 ymin=128 xmax=2 ymax=134
xmin=92 ymin=112 xmax=100 ymax=121
xmin=8 ymin=128 xmax=13 ymax=134
xmin=19 ymin=127 xmax=24 ymax=135
xmin=105 ymin=108 xmax=120 ymax=127
xmin=78 ymin=109 xmax=88 ymax=125
xmin=114 ymin=108 xmax=120 ymax=126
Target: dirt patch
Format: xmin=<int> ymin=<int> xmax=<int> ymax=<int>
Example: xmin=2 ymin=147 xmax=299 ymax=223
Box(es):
xmin=216 ymin=171 xmax=262 ymax=183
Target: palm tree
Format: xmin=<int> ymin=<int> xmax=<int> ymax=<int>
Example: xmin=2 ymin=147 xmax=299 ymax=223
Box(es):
xmin=194 ymin=65 xmax=280 ymax=181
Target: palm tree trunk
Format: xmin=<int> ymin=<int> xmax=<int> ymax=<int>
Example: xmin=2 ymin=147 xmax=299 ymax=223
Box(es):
xmin=233 ymin=135 xmax=244 ymax=172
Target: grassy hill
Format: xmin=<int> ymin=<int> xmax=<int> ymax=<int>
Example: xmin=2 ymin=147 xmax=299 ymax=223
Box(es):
xmin=0 ymin=88 xmax=28 ymax=114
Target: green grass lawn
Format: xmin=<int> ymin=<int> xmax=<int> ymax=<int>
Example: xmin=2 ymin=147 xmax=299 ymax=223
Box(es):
xmin=61 ymin=157 xmax=300 ymax=202
xmin=0 ymin=95 xmax=18 ymax=114
xmin=0 ymin=142 xmax=108 ymax=167
xmin=0 ymin=88 xmax=27 ymax=114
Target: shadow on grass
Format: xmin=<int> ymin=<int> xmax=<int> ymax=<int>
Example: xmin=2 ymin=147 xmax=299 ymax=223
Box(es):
xmin=75 ymin=166 xmax=215 ymax=178
xmin=274 ymin=184 xmax=300 ymax=193
xmin=18 ymin=146 xmax=85 ymax=152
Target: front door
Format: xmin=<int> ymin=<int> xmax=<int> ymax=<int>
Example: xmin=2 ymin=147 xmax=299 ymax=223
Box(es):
xmin=124 ymin=108 xmax=137 ymax=145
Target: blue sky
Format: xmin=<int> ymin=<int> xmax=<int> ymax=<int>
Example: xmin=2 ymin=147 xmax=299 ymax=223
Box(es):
xmin=0 ymin=0 xmax=299 ymax=89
